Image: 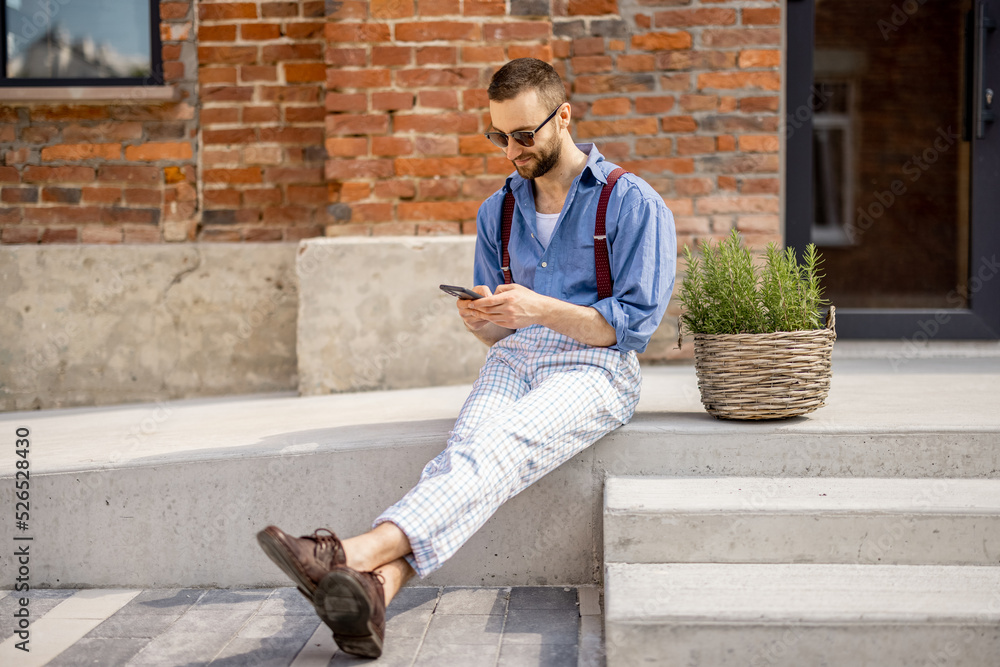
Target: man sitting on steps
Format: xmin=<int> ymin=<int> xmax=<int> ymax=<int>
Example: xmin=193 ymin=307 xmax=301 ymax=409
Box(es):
xmin=257 ymin=57 xmax=676 ymax=659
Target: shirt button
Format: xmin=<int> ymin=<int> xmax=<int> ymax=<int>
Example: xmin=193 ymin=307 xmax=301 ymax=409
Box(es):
xmin=531 ymin=233 xmax=535 ymax=238
xmin=541 ymin=262 xmax=547 ymax=268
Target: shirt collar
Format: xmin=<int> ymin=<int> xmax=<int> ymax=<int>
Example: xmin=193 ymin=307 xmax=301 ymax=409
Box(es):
xmin=504 ymin=143 xmax=608 ymax=195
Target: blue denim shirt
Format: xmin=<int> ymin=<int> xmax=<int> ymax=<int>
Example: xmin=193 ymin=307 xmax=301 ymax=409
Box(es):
xmin=473 ymin=144 xmax=676 ymax=353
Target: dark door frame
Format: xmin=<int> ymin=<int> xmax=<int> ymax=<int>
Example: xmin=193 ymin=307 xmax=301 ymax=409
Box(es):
xmin=785 ymin=0 xmax=1000 ymax=339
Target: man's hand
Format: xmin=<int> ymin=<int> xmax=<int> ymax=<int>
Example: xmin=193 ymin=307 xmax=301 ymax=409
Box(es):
xmin=467 ymin=283 xmax=548 ymax=330
xmin=456 ymin=285 xmax=495 ymax=332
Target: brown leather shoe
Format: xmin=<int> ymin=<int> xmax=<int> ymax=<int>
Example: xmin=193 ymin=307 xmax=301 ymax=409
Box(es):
xmin=315 ymin=566 xmax=386 ymax=659
xmin=256 ymin=525 xmax=346 ymax=601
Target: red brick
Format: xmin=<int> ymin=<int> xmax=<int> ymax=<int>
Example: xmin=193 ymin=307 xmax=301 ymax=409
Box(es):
xmin=507 ymin=44 xmax=553 ymax=61
xmin=204 ymin=128 xmax=257 ymax=145
xmin=396 ymin=67 xmax=479 ymax=88
xmin=739 ymin=135 xmax=780 ymax=153
xmin=260 ymin=86 xmax=320 ymax=103
xmin=464 ymin=0 xmax=504 ymax=16
xmin=743 ymin=8 xmax=781 ymax=25
xmin=286 ymin=21 xmax=325 ymax=39
xmin=373 ymin=92 xmax=415 ymax=111
xmin=631 ymin=31 xmax=692 ymax=51
xmin=327 ymin=69 xmax=392 ymax=89
xmin=577 ymin=118 xmax=659 ymax=139
xmin=285 ymin=107 xmax=326 ymax=122
xmin=572 ymin=56 xmax=613 ymax=74
xmin=262 ymin=44 xmax=324 ymax=62
xmin=326 ymin=93 xmax=368 ymax=112
xmin=244 ymin=106 xmax=282 ymax=123
xmin=262 ymin=1 xmax=299 ymax=17
xmin=654 ymin=8 xmax=736 ymax=27
xmin=739 ymin=49 xmax=781 ymax=69
xmin=463 ymin=88 xmax=490 ymax=109
xmin=199 ymin=3 xmax=258 ymax=20
xmin=200 ymin=67 xmax=238 ymax=84
xmin=634 ymin=138 xmax=673 ymax=157
xmin=680 ymin=94 xmax=718 ymax=111
xmin=23 ymin=166 xmax=95 ymax=183
xmin=204 ymin=189 xmax=242 ymax=208
xmin=240 ymin=65 xmax=278 ymax=82
xmin=635 ymin=96 xmax=676 ymax=114
xmin=124 ymin=188 xmax=162 ymax=206
xmin=420 ymin=178 xmax=460 ymax=199
xmin=265 ymin=167 xmax=324 ymax=183
xmin=259 ymin=127 xmax=325 ymax=144
xmin=461 ymin=45 xmax=506 ymax=63
xmin=590 ymin=98 xmax=631 ymax=116
xmin=125 ymin=142 xmax=194 ymax=162
xmin=574 ymin=74 xmax=657 ymax=94
xmin=717 ymin=135 xmax=736 ymax=151
xmin=2 ymin=187 xmax=38 ymax=203
xmin=123 ymin=225 xmax=161 ymax=243
xmin=398 ymin=200 xmax=479 ymax=221
xmin=324 ymin=22 xmax=392 ymax=43
xmin=697 ymin=71 xmax=781 ymax=92
xmin=461 ymin=177 xmax=504 ymax=199
xmin=326 ymin=114 xmax=390 ymax=135
xmin=419 ymin=0 xmax=460 ymax=16
xmin=459 ymin=134 xmax=496 ymax=155
xmin=661 ymin=115 xmax=698 ymax=132
xmin=371 ymin=46 xmax=411 ymax=66
xmin=741 ymin=179 xmax=780 ymax=195
xmin=702 ymin=28 xmax=780 ymax=48
xmin=338 ymin=182 xmax=372 ymax=202
xmin=202 ymin=86 xmax=255 ymax=103
xmin=200 ymin=228 xmax=243 ymax=242
xmin=241 ymin=23 xmax=282 ymax=40
xmin=242 ymin=188 xmax=282 ymax=206
xmin=160 ymin=2 xmax=190 ymax=20
xmin=162 ymin=44 xmax=183 ymax=61
xmin=198 ymin=46 xmax=258 ymax=65
xmin=572 ymin=37 xmax=605 ymax=56
xmin=20 ymin=127 xmax=58 ymax=143
xmin=482 ymin=22 xmax=547 ymax=42
xmin=375 ymin=179 xmax=417 ymax=199
xmin=40 ymin=228 xmax=79 ymax=244
xmin=415 ymin=136 xmax=458 ymax=155
xmin=418 ymin=90 xmax=459 ymax=109
xmin=30 ymin=105 xmax=109 ymax=122
xmin=81 ymin=187 xmax=122 ymax=204
xmin=244 ymin=228 xmax=284 ymax=241
xmin=40 ymin=143 xmax=120 ymax=161
xmin=200 ymin=25 xmax=237 ymax=41
xmin=286 ymin=185 xmax=329 ymax=205
xmin=201 ymin=107 xmax=241 ymax=125
xmin=394 ymin=112 xmax=478 ymax=133
xmin=741 ymin=96 xmax=780 ymax=112
xmin=567 ymin=0 xmax=617 ymax=15
xmin=328 ymin=47 xmax=369 ymax=67
xmin=25 ymin=206 xmax=102 ymax=224
xmin=414 ymin=49 xmax=457 ymax=70
xmin=80 ymin=226 xmax=124 ymax=244
xmin=285 ymin=63 xmax=326 ymax=82
xmin=372 ymin=137 xmax=414 ymax=156
xmin=397 ymin=21 xmax=481 ymax=42
xmin=676 ymin=136 xmax=715 ymax=155
xmin=395 ymin=157 xmax=482 ymax=177
xmin=162 ymin=62 xmax=185 ymax=81
xmin=617 ymin=54 xmax=656 ymax=72
xmin=675 ymin=177 xmax=714 ymax=196
xmin=204 ymin=167 xmax=263 ymax=184
xmin=620 ymin=158 xmax=694 ymax=175
xmin=244 ymin=145 xmax=284 ymax=165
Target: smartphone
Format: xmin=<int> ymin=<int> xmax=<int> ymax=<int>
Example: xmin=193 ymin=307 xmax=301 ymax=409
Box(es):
xmin=440 ymin=284 xmax=483 ymax=300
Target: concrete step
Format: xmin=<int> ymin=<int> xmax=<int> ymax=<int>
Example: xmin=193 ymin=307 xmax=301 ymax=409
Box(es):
xmin=1 ymin=359 xmax=998 ymax=589
xmin=604 ymin=476 xmax=1000 ymax=566
xmin=604 ymin=562 xmax=1000 ymax=667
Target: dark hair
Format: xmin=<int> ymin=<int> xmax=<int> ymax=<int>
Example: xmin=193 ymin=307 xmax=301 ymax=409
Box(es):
xmin=487 ymin=58 xmax=567 ymax=110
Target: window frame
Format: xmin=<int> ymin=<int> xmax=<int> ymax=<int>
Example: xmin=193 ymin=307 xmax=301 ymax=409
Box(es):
xmin=0 ymin=0 xmax=163 ymax=87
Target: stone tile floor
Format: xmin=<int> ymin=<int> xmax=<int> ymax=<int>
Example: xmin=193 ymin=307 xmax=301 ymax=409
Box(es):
xmin=0 ymin=586 xmax=605 ymax=667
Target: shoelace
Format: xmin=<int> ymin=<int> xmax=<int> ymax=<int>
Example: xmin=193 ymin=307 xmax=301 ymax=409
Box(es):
xmin=310 ymin=528 xmax=345 ymax=564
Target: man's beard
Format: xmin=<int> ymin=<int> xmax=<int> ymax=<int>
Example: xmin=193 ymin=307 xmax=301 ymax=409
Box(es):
xmin=515 ymin=136 xmax=561 ymax=180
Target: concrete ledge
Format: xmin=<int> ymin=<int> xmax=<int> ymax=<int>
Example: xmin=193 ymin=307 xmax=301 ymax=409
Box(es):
xmin=605 ymin=563 xmax=1000 ymax=667
xmin=0 ymin=244 xmax=299 ymax=411
xmin=296 ymin=236 xmax=487 ymax=394
xmin=605 ymin=477 xmax=1000 ymax=565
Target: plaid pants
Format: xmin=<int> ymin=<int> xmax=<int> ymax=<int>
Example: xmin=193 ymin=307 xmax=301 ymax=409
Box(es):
xmin=374 ymin=324 xmax=641 ymax=577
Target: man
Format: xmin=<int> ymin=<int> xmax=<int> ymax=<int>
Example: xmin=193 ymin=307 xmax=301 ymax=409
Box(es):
xmin=257 ymin=58 xmax=676 ymax=659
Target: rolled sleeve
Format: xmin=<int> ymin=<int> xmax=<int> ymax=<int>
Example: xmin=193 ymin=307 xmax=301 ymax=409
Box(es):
xmin=591 ymin=194 xmax=676 ymax=353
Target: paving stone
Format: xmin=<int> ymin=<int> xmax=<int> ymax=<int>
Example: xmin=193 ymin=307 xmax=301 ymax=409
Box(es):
xmin=436 ymin=587 xmax=508 ymax=615
xmin=167 ymin=607 xmax=257 ymax=635
xmin=84 ymin=610 xmax=184 ymax=638
xmin=46 ymin=637 xmax=151 ymax=666
xmin=193 ymin=588 xmax=272 ymax=611
xmin=330 ymin=636 xmax=422 ymax=666
xmin=498 ymin=641 xmax=580 ymax=667
xmin=258 ymin=587 xmax=316 ymax=616
xmin=126 ymin=630 xmax=235 ymax=665
xmin=125 ymin=588 xmax=204 ymax=613
xmin=413 ymin=642 xmax=501 ymax=666
xmin=509 ymin=586 xmax=580 ymax=611
xmin=0 ymin=589 xmax=77 ymax=642
xmin=209 ymin=635 xmax=311 ymax=666
xmin=503 ymin=609 xmax=580 ymax=645
xmin=423 ymin=613 xmax=505 ymax=645
xmin=238 ymin=614 xmax=320 ymax=640
xmin=385 ymin=606 xmax=434 ymax=639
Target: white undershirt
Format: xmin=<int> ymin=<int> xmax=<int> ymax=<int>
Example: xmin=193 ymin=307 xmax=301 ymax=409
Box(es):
xmin=535 ymin=211 xmax=561 ymax=249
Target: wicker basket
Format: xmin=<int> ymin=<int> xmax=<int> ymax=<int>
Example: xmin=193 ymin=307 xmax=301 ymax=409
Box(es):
xmin=692 ymin=307 xmax=836 ymax=420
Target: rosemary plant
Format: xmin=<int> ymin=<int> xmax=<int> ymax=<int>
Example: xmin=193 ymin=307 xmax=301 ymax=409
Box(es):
xmin=679 ymin=229 xmax=828 ymax=337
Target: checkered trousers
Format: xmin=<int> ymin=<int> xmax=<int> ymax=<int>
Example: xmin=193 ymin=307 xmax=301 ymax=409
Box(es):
xmin=374 ymin=324 xmax=641 ymax=577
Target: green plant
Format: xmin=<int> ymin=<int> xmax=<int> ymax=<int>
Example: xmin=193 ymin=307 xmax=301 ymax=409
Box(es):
xmin=678 ymin=229 xmax=828 ymax=338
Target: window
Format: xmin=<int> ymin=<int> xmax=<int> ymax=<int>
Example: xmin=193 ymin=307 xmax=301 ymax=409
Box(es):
xmin=1 ymin=0 xmax=161 ymax=86
xmin=811 ymin=80 xmax=856 ymax=247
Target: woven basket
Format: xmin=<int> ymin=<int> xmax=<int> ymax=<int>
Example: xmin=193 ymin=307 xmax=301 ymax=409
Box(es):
xmin=692 ymin=307 xmax=836 ymax=420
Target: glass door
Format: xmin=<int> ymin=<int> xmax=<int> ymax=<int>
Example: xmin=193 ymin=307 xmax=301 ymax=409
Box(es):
xmin=787 ymin=0 xmax=1000 ymax=339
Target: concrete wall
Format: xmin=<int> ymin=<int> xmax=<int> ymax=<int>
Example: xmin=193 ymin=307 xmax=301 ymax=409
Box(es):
xmin=296 ymin=236 xmax=488 ymax=394
xmin=0 ymin=244 xmax=299 ymax=411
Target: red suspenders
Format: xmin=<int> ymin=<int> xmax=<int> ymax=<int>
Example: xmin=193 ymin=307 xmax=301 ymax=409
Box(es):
xmin=500 ymin=167 xmax=627 ymax=301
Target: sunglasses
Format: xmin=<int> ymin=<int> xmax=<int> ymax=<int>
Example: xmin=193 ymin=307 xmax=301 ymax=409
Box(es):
xmin=484 ymin=104 xmax=563 ymax=149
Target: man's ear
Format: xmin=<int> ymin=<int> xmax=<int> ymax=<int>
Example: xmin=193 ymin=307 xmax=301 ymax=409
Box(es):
xmin=558 ymin=102 xmax=571 ymax=131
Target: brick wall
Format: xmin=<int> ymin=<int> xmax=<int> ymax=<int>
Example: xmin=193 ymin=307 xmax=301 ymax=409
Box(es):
xmin=322 ymin=0 xmax=783 ymax=252
xmin=1 ymin=0 xmax=783 ymax=250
